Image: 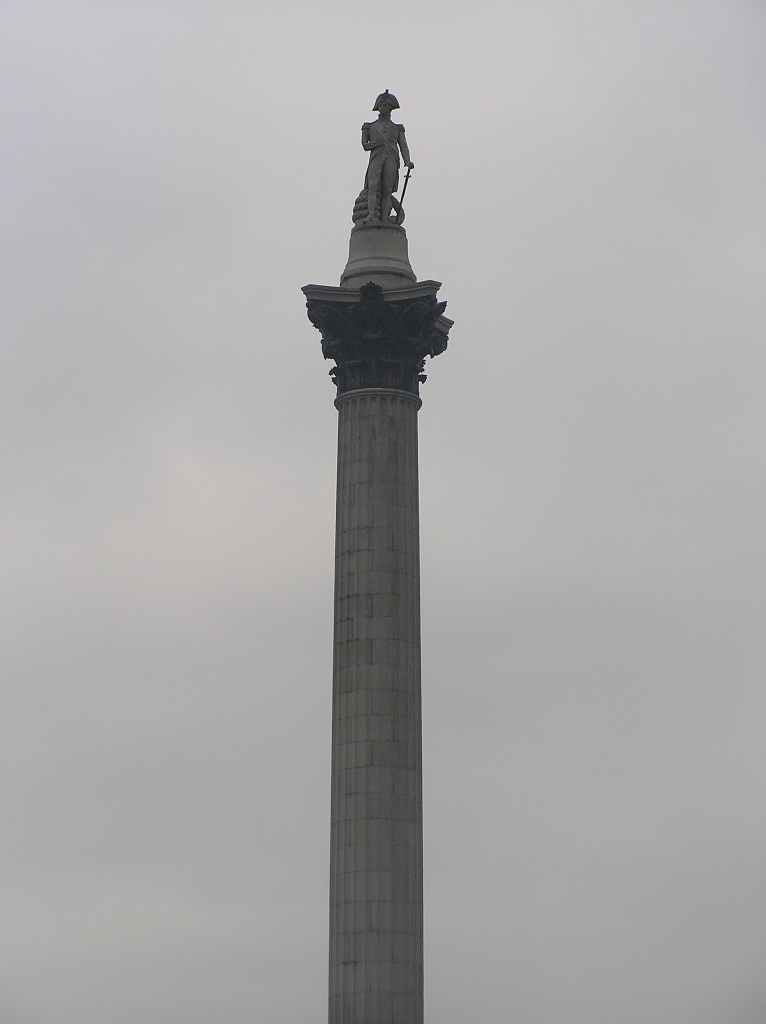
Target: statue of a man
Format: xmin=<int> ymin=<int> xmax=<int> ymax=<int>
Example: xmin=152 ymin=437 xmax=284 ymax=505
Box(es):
xmin=361 ymin=90 xmax=414 ymax=223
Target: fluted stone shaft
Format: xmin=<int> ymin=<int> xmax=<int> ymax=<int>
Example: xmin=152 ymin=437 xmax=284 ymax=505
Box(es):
xmin=329 ymin=388 xmax=423 ymax=1024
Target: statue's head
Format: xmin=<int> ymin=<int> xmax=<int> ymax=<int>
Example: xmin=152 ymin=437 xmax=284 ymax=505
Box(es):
xmin=373 ymin=89 xmax=399 ymax=113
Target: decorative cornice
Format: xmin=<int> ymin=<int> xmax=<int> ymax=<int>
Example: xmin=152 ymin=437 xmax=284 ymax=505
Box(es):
xmin=304 ymin=281 xmax=451 ymax=397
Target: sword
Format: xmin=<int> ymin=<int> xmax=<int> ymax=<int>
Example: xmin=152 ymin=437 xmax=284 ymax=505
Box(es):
xmin=399 ymin=164 xmax=413 ymax=208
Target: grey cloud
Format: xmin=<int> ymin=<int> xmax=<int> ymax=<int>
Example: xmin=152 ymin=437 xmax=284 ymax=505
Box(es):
xmin=2 ymin=2 xmax=764 ymax=1022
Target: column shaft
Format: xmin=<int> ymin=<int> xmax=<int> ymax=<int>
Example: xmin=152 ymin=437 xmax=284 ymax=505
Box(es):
xmin=329 ymin=388 xmax=423 ymax=1024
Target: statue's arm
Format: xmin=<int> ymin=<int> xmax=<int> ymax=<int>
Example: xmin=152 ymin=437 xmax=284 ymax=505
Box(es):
xmin=398 ymin=127 xmax=414 ymax=168
xmin=361 ymin=122 xmax=375 ymax=152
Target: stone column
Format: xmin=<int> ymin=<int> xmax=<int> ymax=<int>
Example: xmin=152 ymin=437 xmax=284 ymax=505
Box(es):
xmin=303 ymin=228 xmax=452 ymax=1024
xmin=330 ymin=388 xmax=423 ymax=1024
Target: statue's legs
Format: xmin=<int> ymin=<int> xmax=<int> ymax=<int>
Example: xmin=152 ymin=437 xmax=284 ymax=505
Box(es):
xmin=365 ymin=156 xmax=398 ymax=222
xmin=365 ymin=155 xmax=382 ymax=221
xmin=379 ymin=158 xmax=398 ymax=222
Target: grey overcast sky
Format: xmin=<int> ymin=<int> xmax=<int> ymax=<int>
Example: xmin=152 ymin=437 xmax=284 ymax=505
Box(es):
xmin=2 ymin=2 xmax=765 ymax=1022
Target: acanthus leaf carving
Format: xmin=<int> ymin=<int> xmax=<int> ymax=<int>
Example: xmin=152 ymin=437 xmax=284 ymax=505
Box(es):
xmin=306 ymin=282 xmax=450 ymax=397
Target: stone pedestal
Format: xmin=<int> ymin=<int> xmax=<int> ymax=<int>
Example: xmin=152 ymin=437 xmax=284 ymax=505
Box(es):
xmin=341 ymin=223 xmax=417 ymax=290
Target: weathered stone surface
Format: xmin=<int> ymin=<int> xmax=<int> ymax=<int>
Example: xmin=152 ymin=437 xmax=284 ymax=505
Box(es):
xmin=329 ymin=389 xmax=423 ymax=1024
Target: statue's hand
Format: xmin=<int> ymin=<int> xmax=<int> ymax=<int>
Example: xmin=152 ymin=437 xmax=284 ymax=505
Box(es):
xmin=407 ymin=162 xmax=415 ymax=169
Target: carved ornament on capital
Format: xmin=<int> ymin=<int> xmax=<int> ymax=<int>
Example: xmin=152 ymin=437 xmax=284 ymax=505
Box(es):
xmin=305 ymin=282 xmax=450 ymax=397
